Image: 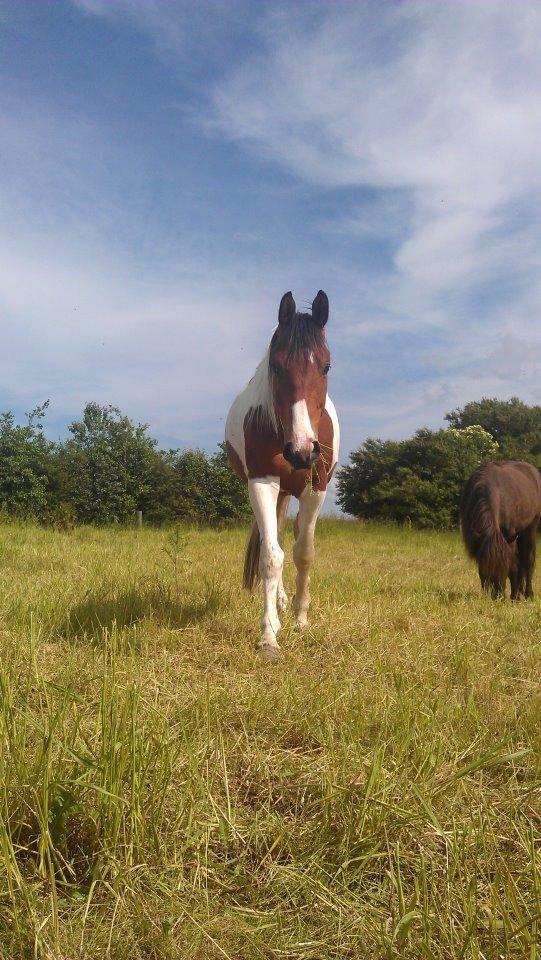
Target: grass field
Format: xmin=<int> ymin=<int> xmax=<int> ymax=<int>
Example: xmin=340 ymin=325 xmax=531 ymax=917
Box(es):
xmin=0 ymin=520 xmax=540 ymax=959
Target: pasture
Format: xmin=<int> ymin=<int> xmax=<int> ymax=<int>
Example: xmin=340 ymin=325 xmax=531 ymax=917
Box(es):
xmin=0 ymin=521 xmax=540 ymax=959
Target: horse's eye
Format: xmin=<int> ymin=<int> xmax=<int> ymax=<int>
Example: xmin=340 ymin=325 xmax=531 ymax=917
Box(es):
xmin=323 ymin=363 xmax=331 ymax=375
xmin=270 ymin=362 xmax=281 ymax=376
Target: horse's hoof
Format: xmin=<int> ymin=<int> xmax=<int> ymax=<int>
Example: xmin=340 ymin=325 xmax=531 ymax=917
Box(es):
xmin=257 ymin=641 xmax=281 ymax=661
xmin=294 ymin=618 xmax=308 ymax=632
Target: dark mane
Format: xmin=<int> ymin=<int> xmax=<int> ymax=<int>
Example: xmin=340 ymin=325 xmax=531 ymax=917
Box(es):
xmin=271 ymin=312 xmax=326 ymax=359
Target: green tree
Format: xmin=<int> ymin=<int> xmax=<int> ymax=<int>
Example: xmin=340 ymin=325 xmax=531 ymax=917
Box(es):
xmin=60 ymin=403 xmax=156 ymax=524
xmin=208 ymin=443 xmax=251 ymax=523
xmin=445 ymin=397 xmax=541 ymax=465
xmin=141 ymin=443 xmax=250 ymax=525
xmin=336 ymin=425 xmax=499 ymax=528
xmin=0 ymin=403 xmax=55 ymax=519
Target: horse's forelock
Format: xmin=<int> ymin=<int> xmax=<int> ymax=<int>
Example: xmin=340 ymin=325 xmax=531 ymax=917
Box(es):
xmin=271 ymin=312 xmax=326 ymax=360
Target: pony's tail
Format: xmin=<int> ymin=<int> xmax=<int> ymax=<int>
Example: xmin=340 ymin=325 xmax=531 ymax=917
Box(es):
xmin=243 ymin=522 xmax=261 ymax=591
xmin=460 ymin=482 xmax=513 ymax=582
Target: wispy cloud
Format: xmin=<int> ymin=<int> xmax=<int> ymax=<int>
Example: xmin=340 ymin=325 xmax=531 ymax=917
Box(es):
xmin=71 ymin=0 xmax=251 ymax=59
xmin=3 ymin=0 xmax=541 ymax=484
xmin=0 ymin=96 xmax=286 ymax=447
xmin=210 ymin=0 xmax=541 ymax=416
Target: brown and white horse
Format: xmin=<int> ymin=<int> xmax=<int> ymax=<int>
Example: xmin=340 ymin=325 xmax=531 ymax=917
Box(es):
xmin=225 ymin=291 xmax=339 ymax=658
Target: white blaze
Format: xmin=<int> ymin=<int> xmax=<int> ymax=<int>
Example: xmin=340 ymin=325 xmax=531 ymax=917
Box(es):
xmin=291 ymin=398 xmax=315 ymax=452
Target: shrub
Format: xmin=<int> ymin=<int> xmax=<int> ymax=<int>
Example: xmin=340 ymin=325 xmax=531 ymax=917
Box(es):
xmin=336 ymin=425 xmax=499 ymax=528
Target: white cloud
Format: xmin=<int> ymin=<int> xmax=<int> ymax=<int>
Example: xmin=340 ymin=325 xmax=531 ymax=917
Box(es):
xmin=213 ymin=2 xmax=541 ymax=197
xmin=0 ymin=98 xmax=287 ymax=448
xmin=0 ymin=220 xmax=288 ymax=446
xmin=211 ymin=0 xmax=541 ymax=411
xmin=4 ymin=0 xmax=541 ymax=494
xmin=61 ymin=0 xmax=541 ymax=435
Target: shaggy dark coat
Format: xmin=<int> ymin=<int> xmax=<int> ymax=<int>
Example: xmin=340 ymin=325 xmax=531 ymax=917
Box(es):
xmin=460 ymin=461 xmax=541 ymax=598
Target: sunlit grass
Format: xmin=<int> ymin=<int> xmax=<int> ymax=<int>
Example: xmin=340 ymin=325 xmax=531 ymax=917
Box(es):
xmin=0 ymin=520 xmax=540 ymax=958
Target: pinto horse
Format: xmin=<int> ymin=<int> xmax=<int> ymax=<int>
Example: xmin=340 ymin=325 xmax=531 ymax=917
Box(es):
xmin=225 ymin=291 xmax=339 ymax=658
xmin=460 ymin=460 xmax=541 ymax=598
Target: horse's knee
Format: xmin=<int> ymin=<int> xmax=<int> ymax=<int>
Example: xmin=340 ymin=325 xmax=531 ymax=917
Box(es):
xmin=293 ymin=539 xmax=314 ymax=571
xmin=260 ymin=541 xmax=284 ymax=581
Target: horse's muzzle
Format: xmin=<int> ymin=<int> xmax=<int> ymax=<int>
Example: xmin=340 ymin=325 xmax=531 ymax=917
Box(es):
xmin=283 ymin=440 xmax=320 ymax=470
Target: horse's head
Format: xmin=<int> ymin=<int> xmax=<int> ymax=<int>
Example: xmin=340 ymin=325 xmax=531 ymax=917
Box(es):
xmin=269 ymin=290 xmax=331 ymax=470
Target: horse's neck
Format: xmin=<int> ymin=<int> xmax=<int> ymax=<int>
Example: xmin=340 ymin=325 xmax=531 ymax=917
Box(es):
xmin=245 ymin=349 xmax=278 ymax=435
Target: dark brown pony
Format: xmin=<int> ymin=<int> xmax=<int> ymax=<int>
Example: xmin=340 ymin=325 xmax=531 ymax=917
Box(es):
xmin=460 ymin=461 xmax=541 ymax=598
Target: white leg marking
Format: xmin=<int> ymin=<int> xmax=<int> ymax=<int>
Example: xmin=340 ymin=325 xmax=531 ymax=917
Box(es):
xmin=293 ymin=486 xmax=326 ymax=629
xmin=248 ymin=477 xmax=283 ymax=657
xmin=276 ymin=493 xmax=291 ymax=614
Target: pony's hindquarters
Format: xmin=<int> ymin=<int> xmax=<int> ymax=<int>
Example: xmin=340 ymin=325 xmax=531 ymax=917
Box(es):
xmin=460 ymin=479 xmax=514 ymax=595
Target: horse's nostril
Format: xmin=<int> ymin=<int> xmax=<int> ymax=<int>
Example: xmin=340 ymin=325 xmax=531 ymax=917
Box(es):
xmin=283 ymin=442 xmax=294 ymax=463
xmin=284 ymin=441 xmax=319 ymax=470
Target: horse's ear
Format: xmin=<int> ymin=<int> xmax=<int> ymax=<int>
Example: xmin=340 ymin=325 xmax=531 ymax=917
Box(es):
xmin=312 ymin=290 xmax=329 ymax=327
xmin=278 ymin=291 xmax=296 ymax=325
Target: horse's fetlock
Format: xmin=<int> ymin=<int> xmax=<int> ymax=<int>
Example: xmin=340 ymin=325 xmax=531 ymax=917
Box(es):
xmin=261 ymin=617 xmax=280 ymax=641
xmin=293 ymin=592 xmax=310 ymax=615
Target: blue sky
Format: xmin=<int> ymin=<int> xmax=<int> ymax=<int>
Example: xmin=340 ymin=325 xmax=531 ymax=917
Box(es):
xmin=2 ymin=1 xmax=541 ymax=496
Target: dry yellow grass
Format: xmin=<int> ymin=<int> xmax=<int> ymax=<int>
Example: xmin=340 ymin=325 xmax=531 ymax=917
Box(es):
xmin=0 ymin=520 xmax=540 ymax=959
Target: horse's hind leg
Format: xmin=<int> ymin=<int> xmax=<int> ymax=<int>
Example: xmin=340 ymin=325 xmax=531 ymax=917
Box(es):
xmin=292 ymin=486 xmax=326 ymax=629
xmin=276 ymin=493 xmax=291 ymax=614
xmin=518 ymin=519 xmax=539 ymax=599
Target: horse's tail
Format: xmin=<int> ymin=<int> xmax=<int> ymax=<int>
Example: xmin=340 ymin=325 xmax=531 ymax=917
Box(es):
xmin=243 ymin=521 xmax=261 ymax=591
xmin=460 ymin=480 xmax=513 ymax=581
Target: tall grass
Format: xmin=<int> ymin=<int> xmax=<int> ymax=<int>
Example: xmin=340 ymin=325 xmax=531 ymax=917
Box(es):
xmin=0 ymin=520 xmax=540 ymax=958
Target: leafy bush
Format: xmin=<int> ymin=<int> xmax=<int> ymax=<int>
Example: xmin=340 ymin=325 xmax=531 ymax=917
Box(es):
xmin=59 ymin=403 xmax=157 ymax=524
xmin=142 ymin=443 xmax=250 ymax=525
xmin=445 ymin=397 xmax=541 ymax=465
xmin=0 ymin=401 xmax=249 ymax=527
xmin=1 ymin=395 xmax=538 ymax=529
xmin=336 ymin=425 xmax=499 ymax=528
xmin=0 ymin=403 xmax=55 ymax=519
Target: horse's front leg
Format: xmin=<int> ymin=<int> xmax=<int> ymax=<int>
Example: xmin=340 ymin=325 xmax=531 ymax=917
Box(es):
xmin=292 ymin=487 xmax=326 ymax=629
xmin=248 ymin=477 xmax=283 ymax=659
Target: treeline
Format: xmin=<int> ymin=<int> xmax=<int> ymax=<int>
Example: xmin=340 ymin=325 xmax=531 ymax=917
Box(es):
xmin=0 ymin=402 xmax=250 ymax=526
xmin=336 ymin=398 xmax=541 ymax=528
xmin=2 ymin=396 xmax=539 ymax=530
